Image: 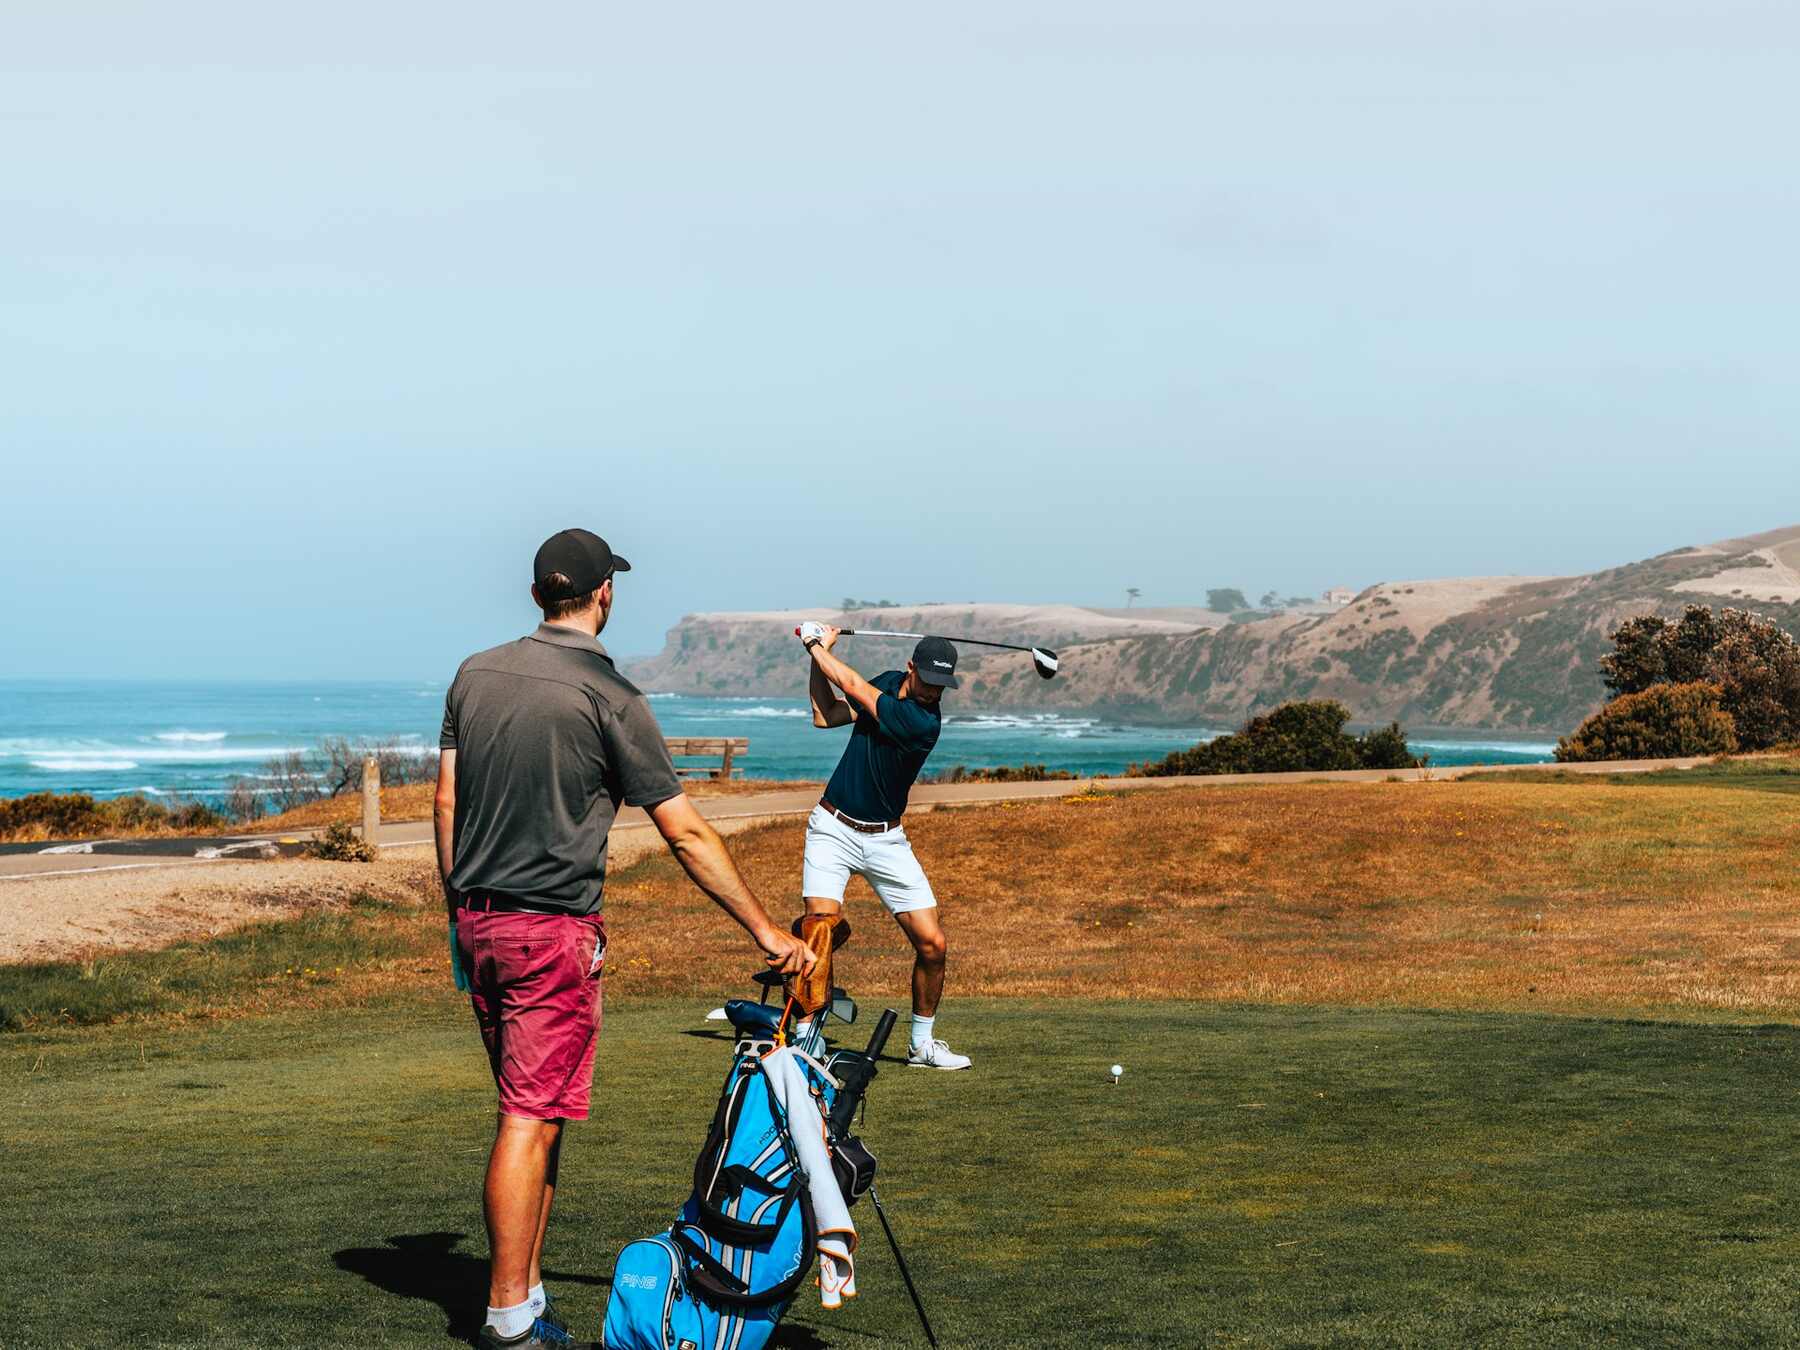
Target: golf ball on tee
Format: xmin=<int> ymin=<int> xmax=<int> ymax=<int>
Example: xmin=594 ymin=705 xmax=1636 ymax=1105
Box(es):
xmin=1111 ymin=1064 xmax=1124 ymax=1077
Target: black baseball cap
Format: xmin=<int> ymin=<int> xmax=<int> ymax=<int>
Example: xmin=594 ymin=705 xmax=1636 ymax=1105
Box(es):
xmin=912 ymin=636 xmax=959 ymax=688
xmin=533 ymin=528 xmax=631 ymax=600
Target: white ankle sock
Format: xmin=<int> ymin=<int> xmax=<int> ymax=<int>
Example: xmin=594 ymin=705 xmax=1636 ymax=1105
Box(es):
xmin=910 ymin=1014 xmax=935 ymax=1052
xmin=527 ymin=1283 xmax=546 ymax=1316
xmin=486 ymin=1297 xmax=534 ymax=1339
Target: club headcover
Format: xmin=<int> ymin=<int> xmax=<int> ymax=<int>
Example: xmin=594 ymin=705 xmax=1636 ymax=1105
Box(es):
xmin=790 ymin=913 xmax=839 ymax=1015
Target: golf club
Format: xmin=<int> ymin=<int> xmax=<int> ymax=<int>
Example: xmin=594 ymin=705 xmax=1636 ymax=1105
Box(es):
xmin=794 ymin=626 xmax=1059 ymax=679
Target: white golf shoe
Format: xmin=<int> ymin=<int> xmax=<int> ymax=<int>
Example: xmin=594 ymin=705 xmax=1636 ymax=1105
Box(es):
xmin=907 ymin=1038 xmax=972 ymax=1070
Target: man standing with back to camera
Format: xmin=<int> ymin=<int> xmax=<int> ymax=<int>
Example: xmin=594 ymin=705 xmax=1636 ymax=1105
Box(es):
xmin=435 ymin=528 xmax=812 ymax=1349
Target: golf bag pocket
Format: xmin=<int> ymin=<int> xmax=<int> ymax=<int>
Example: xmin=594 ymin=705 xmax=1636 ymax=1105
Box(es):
xmin=603 ymin=1230 xmax=787 ymax=1350
xmin=831 ymin=1134 xmax=876 ymax=1205
xmin=602 ymin=1234 xmax=707 ymax=1350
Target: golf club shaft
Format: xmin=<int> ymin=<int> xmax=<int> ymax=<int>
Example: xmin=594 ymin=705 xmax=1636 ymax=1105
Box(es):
xmin=871 ymin=1186 xmax=939 ymax=1348
xmin=841 ymin=628 xmax=1044 ymax=656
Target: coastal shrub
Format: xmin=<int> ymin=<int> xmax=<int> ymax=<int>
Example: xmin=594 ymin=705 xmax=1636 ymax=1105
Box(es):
xmin=1555 ymin=681 xmax=1738 ymax=762
xmin=314 ymin=737 xmax=437 ymax=796
xmin=1599 ymin=606 xmax=1800 ymax=749
xmin=0 ymin=792 xmax=226 ymax=843
xmin=1207 ymin=588 xmax=1250 ymax=613
xmin=929 ymin=763 xmax=1078 ymax=784
xmin=307 ymin=820 xmax=378 ymax=862
xmin=1130 ymin=700 xmax=1421 ymax=776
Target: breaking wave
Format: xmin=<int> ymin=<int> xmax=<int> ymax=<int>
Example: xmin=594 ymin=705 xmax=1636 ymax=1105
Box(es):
xmin=3 ymin=742 xmax=308 ymax=767
xmin=1413 ymin=739 xmax=1558 ymax=757
xmin=153 ymin=731 xmax=228 ymax=743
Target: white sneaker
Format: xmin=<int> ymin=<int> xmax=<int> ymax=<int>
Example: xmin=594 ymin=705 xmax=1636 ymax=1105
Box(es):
xmin=907 ymin=1038 xmax=971 ymax=1070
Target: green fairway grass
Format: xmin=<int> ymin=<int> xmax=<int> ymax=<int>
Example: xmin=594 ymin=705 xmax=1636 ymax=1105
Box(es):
xmin=7 ymin=998 xmax=1800 ymax=1348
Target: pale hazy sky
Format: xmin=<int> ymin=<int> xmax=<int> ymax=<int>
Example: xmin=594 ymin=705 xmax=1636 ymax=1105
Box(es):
xmin=4 ymin=3 xmax=1796 ymax=678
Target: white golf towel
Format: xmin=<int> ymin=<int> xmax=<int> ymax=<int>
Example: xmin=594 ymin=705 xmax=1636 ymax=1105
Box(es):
xmin=761 ymin=1046 xmax=858 ymax=1308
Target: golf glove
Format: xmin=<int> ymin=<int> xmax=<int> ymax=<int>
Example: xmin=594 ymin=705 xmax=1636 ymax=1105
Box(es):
xmin=449 ymin=920 xmax=471 ymax=993
xmin=798 ymin=621 xmax=828 ymax=648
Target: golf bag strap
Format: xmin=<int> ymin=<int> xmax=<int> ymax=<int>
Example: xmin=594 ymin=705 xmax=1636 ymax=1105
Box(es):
xmin=692 ymin=1059 xmax=806 ymax=1244
xmin=672 ymin=1217 xmax=817 ymax=1310
xmin=671 ymin=1227 xmax=749 ymax=1294
xmin=698 ymin=1170 xmax=800 ymax=1246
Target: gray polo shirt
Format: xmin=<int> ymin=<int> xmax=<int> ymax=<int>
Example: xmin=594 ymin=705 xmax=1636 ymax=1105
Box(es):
xmin=440 ymin=623 xmax=682 ymax=915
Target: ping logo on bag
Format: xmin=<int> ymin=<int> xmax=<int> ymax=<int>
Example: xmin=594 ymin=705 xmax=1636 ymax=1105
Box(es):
xmin=618 ymin=1271 xmax=659 ymax=1291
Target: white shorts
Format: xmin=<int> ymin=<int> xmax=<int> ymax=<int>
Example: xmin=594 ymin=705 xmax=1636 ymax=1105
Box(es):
xmin=801 ymin=805 xmax=938 ymax=915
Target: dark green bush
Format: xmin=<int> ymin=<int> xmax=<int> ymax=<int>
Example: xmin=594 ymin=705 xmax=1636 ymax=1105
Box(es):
xmin=1132 ymin=701 xmax=1421 ymax=776
xmin=929 ymin=763 xmax=1078 ymax=784
xmin=1600 ymin=605 xmax=1800 ymax=749
xmin=1555 ymin=681 xmax=1739 ymax=762
xmin=307 ymin=820 xmax=378 ymax=862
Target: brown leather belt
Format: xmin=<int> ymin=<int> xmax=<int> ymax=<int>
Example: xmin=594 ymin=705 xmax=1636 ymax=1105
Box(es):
xmin=819 ymin=797 xmax=900 ymax=834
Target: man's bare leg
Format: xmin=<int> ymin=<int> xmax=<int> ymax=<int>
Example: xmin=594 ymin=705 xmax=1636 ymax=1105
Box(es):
xmin=894 ymin=907 xmax=947 ymax=1017
xmin=485 ymin=1114 xmax=563 ymax=1309
xmin=895 ymin=907 xmax=968 ymax=1067
xmin=527 ymin=1128 xmax=562 ymax=1291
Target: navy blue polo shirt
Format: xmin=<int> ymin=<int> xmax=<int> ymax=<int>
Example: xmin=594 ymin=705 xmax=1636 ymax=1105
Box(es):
xmin=823 ymin=670 xmax=941 ymax=822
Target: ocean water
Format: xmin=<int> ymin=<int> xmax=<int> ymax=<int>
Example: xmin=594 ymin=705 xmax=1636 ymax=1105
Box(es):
xmin=0 ymin=678 xmax=1556 ymax=803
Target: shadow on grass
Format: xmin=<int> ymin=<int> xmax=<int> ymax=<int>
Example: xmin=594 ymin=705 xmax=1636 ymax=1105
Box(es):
xmin=332 ymin=1232 xmax=608 ymax=1343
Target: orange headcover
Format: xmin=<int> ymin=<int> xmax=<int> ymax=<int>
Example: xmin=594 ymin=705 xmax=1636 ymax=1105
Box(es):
xmin=790 ymin=913 xmax=838 ymax=1015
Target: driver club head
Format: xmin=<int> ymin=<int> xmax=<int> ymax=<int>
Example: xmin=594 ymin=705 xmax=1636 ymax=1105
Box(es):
xmin=1031 ymin=648 xmax=1059 ymax=679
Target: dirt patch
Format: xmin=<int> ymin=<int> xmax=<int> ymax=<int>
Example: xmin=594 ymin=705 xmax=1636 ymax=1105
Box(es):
xmin=0 ymin=812 xmax=785 ymax=966
xmin=0 ymin=852 xmax=440 ymax=964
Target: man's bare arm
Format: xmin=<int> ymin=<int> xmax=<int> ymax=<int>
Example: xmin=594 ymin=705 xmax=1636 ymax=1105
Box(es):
xmin=648 ymin=794 xmax=814 ymax=976
xmin=808 ymin=633 xmax=882 ymax=720
xmin=808 ymin=656 xmax=854 ymax=728
xmin=434 ymin=748 xmax=459 ymax=917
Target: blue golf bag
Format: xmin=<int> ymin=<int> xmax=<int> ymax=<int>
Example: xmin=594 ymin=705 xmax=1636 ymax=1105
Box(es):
xmin=602 ymin=1002 xmax=891 ymax=1350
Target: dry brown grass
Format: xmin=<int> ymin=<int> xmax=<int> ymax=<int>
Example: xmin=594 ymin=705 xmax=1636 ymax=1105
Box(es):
xmin=597 ymin=778 xmax=1800 ymax=1021
xmin=251 ymin=784 xmax=441 ymax=832
xmin=23 ymin=777 xmax=1800 ymax=1028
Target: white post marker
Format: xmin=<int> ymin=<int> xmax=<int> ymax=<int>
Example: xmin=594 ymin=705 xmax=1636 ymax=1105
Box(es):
xmin=1110 ymin=1064 xmax=1124 ymax=1086
xmin=361 ymin=756 xmax=381 ymax=848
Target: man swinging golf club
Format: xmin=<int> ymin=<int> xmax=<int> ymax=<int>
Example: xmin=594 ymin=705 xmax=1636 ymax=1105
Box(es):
xmin=798 ymin=621 xmax=971 ymax=1070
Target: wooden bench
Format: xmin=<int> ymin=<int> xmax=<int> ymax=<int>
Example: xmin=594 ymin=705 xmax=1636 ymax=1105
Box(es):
xmin=665 ymin=737 xmax=749 ymax=780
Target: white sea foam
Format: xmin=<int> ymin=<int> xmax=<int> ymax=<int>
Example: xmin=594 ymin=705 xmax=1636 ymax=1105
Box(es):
xmin=32 ymin=758 xmax=138 ymax=771
xmin=1414 ymin=740 xmax=1558 ymax=756
xmin=947 ymin=713 xmax=1100 ymax=732
xmin=153 ymin=731 xmax=228 ymax=743
xmin=679 ymin=706 xmax=808 ymax=719
xmin=4 ymin=744 xmax=308 ymax=766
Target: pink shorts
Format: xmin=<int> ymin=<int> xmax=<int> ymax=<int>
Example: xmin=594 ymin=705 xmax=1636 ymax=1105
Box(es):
xmin=457 ymin=908 xmax=606 ymax=1121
